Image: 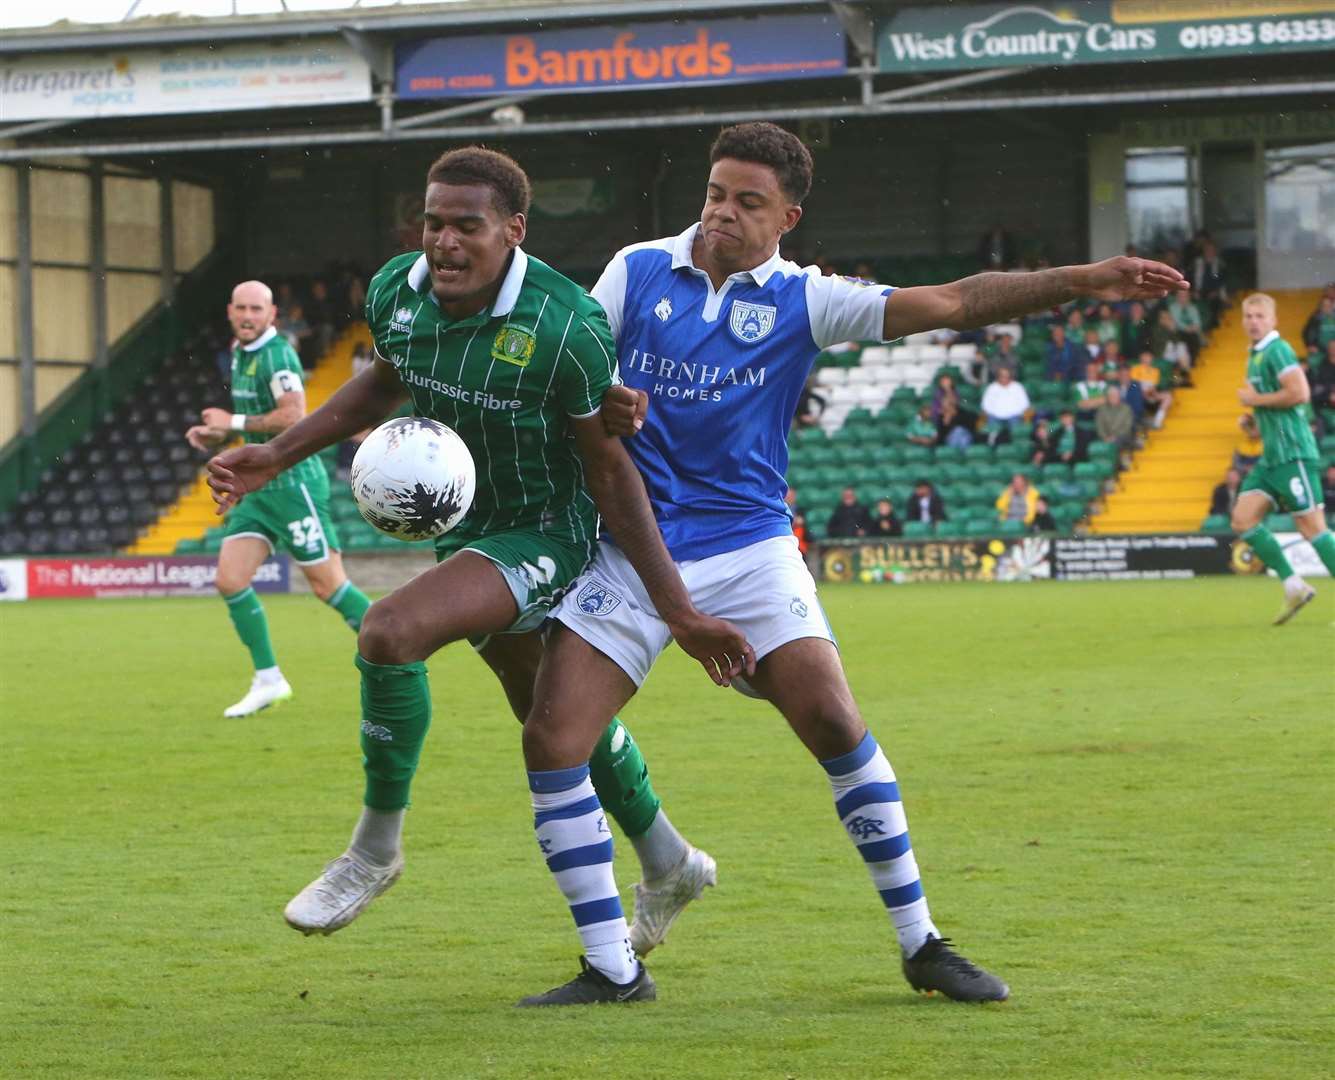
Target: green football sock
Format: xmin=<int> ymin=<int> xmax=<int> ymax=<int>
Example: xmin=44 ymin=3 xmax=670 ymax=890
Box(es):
xmin=326 ymin=579 xmax=372 ymax=631
xmin=1310 ymin=530 xmax=1335 ymax=577
xmin=223 ymin=587 xmax=277 ymax=671
xmin=1241 ymin=525 xmax=1295 ymax=580
xmin=589 ymin=716 xmax=662 ymax=839
xmin=357 ymin=654 xmax=431 ymax=812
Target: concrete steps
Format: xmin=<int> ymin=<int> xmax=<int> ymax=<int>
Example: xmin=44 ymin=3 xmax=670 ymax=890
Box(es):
xmin=1090 ymin=288 xmax=1321 ymax=535
xmin=130 ymin=324 xmax=371 ymax=555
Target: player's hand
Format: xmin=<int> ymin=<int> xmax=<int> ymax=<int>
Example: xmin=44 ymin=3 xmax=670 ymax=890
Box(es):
xmin=201 ymin=407 xmax=234 ymax=430
xmin=186 ymin=424 xmax=222 ymax=452
xmin=668 ymin=610 xmax=757 ymax=688
xmin=1074 ymin=256 xmax=1189 ymax=302
xmin=601 ymin=385 xmax=648 ymax=437
xmin=1238 ymin=385 xmax=1261 ymax=406
xmin=207 ymin=443 xmax=282 ymax=514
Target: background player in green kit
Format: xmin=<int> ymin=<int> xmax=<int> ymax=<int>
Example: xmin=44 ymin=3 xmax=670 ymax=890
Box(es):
xmin=1230 ymin=292 xmax=1335 ymax=624
xmin=187 ymin=280 xmax=372 ymax=717
xmin=207 ymin=149 xmax=751 ymax=950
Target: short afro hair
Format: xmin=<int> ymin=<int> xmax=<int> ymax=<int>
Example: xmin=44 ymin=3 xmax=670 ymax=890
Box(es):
xmin=426 ymin=146 xmax=532 ymax=217
xmin=709 ymin=122 xmax=813 ymax=204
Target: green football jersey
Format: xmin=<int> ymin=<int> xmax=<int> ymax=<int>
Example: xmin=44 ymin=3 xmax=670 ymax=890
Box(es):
xmin=365 ymin=247 xmax=616 ymax=548
xmin=1244 ymin=331 xmax=1318 ymax=467
xmin=230 ymin=328 xmax=326 ymax=492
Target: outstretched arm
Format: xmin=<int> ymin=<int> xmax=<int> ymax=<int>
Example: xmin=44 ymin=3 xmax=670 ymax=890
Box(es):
xmin=207 ymin=355 xmax=408 ymax=510
xmin=571 ymin=415 xmax=754 ymax=687
xmin=883 ymin=256 xmax=1188 ymax=339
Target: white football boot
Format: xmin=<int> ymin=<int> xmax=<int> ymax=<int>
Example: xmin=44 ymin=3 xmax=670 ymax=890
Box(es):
xmin=628 ymin=846 xmax=717 ymax=956
xmin=284 ymin=850 xmax=404 ymax=935
xmin=1274 ymin=583 xmax=1316 ymax=626
xmin=223 ymin=675 xmax=293 ymax=718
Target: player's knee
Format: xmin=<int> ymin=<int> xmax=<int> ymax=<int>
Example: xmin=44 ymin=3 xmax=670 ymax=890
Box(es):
xmin=307 ymin=573 xmax=341 ymax=603
xmin=215 ymin=567 xmax=250 ymax=596
xmin=358 ymin=601 xmax=421 ymax=665
xmin=520 ymin=712 xmax=566 ymax=769
xmin=1229 ymin=509 xmax=1251 ymax=533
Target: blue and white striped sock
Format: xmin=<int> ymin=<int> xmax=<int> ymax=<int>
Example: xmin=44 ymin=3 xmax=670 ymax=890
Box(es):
xmin=530 ymin=764 xmax=639 ymax=984
xmin=822 ymin=732 xmax=940 ymax=957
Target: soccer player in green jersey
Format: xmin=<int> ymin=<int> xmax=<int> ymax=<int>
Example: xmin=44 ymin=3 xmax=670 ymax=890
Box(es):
xmin=187 ymin=280 xmax=373 ymax=717
xmin=207 ymin=149 xmax=752 ymax=955
xmin=1231 ymin=292 xmax=1335 ymax=624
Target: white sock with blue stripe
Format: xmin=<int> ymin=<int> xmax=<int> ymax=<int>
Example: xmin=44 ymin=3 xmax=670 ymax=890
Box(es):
xmin=530 ymin=764 xmax=639 ymax=984
xmin=822 ymin=732 xmax=940 ymax=957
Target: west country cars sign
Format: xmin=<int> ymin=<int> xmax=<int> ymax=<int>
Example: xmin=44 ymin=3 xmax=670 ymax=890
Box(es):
xmin=876 ymin=1 xmax=1335 ymax=71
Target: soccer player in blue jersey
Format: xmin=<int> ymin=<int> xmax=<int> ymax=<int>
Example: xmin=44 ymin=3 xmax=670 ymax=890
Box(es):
xmin=517 ymin=122 xmax=1189 ymax=1006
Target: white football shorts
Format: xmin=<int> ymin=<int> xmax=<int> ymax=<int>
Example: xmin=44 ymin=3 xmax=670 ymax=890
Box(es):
xmin=551 ymin=533 xmax=835 ymax=687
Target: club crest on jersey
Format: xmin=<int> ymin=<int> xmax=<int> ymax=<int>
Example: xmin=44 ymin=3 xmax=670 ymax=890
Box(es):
xmin=576 ymin=581 xmax=621 ymax=616
xmin=728 ymin=300 xmax=776 ymax=343
xmin=390 ymin=307 xmax=414 ymax=333
xmin=654 ymin=297 xmax=672 ymax=322
xmin=491 ymin=325 xmax=536 ymax=367
xmin=244 ymin=360 xmax=257 ymax=377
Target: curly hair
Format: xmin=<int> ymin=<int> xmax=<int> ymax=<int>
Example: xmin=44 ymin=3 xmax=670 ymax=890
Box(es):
xmin=709 ymin=122 xmax=813 ymax=204
xmin=426 ymin=146 xmax=532 ymax=217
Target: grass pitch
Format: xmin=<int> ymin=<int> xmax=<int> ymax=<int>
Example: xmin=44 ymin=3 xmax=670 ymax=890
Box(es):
xmin=3 ymin=578 xmax=1332 ymax=1080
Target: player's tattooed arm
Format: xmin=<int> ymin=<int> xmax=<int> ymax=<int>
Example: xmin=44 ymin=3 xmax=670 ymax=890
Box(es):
xmin=203 ymin=391 xmax=304 ymax=436
xmin=883 ymin=256 xmax=1188 ymax=337
xmin=570 ymin=416 xmax=756 ymax=687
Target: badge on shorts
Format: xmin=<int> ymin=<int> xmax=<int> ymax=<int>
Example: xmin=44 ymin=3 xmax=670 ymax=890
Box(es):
xmin=728 ymin=300 xmax=776 ymax=343
xmin=790 ymin=597 xmax=809 ymax=618
xmin=491 ymin=325 xmax=536 ymax=367
xmin=577 ymin=581 xmax=621 ymax=616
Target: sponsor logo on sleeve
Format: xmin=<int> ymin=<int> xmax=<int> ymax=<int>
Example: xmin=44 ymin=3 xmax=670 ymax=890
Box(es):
xmin=390 ymin=306 xmax=415 ymax=333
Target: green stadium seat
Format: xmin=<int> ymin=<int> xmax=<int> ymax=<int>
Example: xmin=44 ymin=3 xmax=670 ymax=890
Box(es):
xmin=903 ymin=521 xmax=932 ymax=539
xmin=174 ymin=538 xmax=203 ymax=555
xmin=1041 ymin=463 xmax=1072 ymax=483
xmin=844 ymin=408 xmax=874 ymax=427
xmin=1200 ymin=514 xmax=1231 ymax=533
xmin=1269 ymin=514 xmax=1296 ymax=532
xmin=902 ymin=446 xmax=932 ymax=467
xmin=963 ymin=443 xmax=992 ymax=463
xmin=933 ymin=521 xmax=964 ymax=538
xmin=963 ymin=519 xmax=995 ymax=538
xmin=1087 ymin=442 xmax=1118 ymax=464
xmin=202 ymin=534 xmax=223 ymax=554
xmin=999 ymin=519 xmax=1026 ymax=536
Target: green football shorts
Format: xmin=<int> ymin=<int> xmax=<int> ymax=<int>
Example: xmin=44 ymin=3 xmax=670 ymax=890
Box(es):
xmin=435 ymin=525 xmax=595 ymax=636
xmin=1239 ymin=458 xmax=1324 ymax=516
xmin=224 ymin=480 xmax=342 ymax=564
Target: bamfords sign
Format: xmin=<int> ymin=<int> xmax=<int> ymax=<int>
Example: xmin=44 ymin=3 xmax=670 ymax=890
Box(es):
xmin=876 ymin=1 xmax=1335 ymax=72
xmin=396 ymin=14 xmax=846 ymax=98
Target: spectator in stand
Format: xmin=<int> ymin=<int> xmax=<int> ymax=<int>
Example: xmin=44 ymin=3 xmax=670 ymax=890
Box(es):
xmin=1100 ymin=339 xmax=1125 ymax=378
xmin=906 ymin=479 xmax=947 ymax=526
xmin=794 ymin=375 xmax=826 ymax=429
xmin=1303 ymin=294 xmax=1335 ymax=358
xmin=1074 ymin=359 xmax=1109 ymax=425
xmin=937 ymin=396 xmax=976 ymax=450
xmin=1080 ymin=326 xmax=1104 ymax=369
xmin=984 ymin=332 xmax=1019 ymax=381
xmin=1031 ymin=497 xmax=1057 ymax=532
xmin=1093 ymin=302 xmax=1121 ymax=346
xmin=281 ymin=304 xmax=313 ymax=364
xmin=1233 ymin=413 xmax=1263 ymax=473
xmin=1096 ymin=384 xmax=1136 ymax=453
xmin=1045 ymin=323 xmax=1083 ymax=383
xmin=1310 ymin=341 xmax=1335 ymax=434
xmin=870 ymin=497 xmax=902 ymax=537
xmin=995 ymin=472 xmax=1040 ymax=526
xmin=1150 ymin=306 xmax=1192 ymax=379
xmin=1066 ymin=308 xmax=1087 ymax=347
xmin=344 ymin=270 xmax=367 ymax=321
xmin=1322 ymin=463 xmax=1335 ymax=509
xmin=337 ymin=342 xmax=377 ymax=478
xmin=981 ymin=366 xmax=1031 ymax=445
xmin=1167 ymin=289 xmax=1205 ymax=362
xmin=930 ymin=372 xmax=961 ymax=419
xmin=1052 ymin=407 xmax=1085 ymax=464
xmin=786 ymin=486 xmax=809 ymax=554
xmin=1130 ymin=348 xmax=1173 ymax=428
xmin=826 ymin=486 xmax=871 ymax=539
xmin=1211 ymin=468 xmax=1243 ymax=518
xmin=977 ymin=224 xmax=1016 ymax=270
xmin=1191 ymin=240 xmax=1228 ymax=328
xmin=1030 ymin=418 xmax=1054 ymax=465
xmin=306 ymin=279 xmax=336 ymax=357
xmin=1114 ymin=365 xmax=1147 ymax=428
xmin=906 ymin=404 xmax=938 ymax=447
xmin=1121 ymin=300 xmax=1152 ymax=358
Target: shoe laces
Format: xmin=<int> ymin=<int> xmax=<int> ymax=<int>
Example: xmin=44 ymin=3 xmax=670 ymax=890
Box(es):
xmin=916 ymin=937 xmax=986 ymax=978
xmin=313 ymin=854 xmax=378 ymax=903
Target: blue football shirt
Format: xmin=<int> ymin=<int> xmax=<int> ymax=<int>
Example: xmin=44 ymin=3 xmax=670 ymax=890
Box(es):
xmin=593 ymin=223 xmax=894 ymax=561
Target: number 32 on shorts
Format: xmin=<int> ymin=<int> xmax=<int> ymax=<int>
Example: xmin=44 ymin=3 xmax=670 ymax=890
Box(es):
xmin=287 ymin=515 xmax=323 ymax=550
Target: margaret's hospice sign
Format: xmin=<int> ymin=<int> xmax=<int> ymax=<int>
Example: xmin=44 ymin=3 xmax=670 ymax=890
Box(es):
xmin=395 ymin=13 xmax=847 ymax=98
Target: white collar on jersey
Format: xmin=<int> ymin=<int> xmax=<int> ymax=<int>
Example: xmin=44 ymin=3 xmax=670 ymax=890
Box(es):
xmin=1251 ymin=329 xmax=1279 ymax=351
xmin=671 ymin=223 xmax=782 ymax=286
xmin=407 ymin=246 xmax=530 ymax=317
xmin=241 ymin=326 xmax=278 ymax=352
